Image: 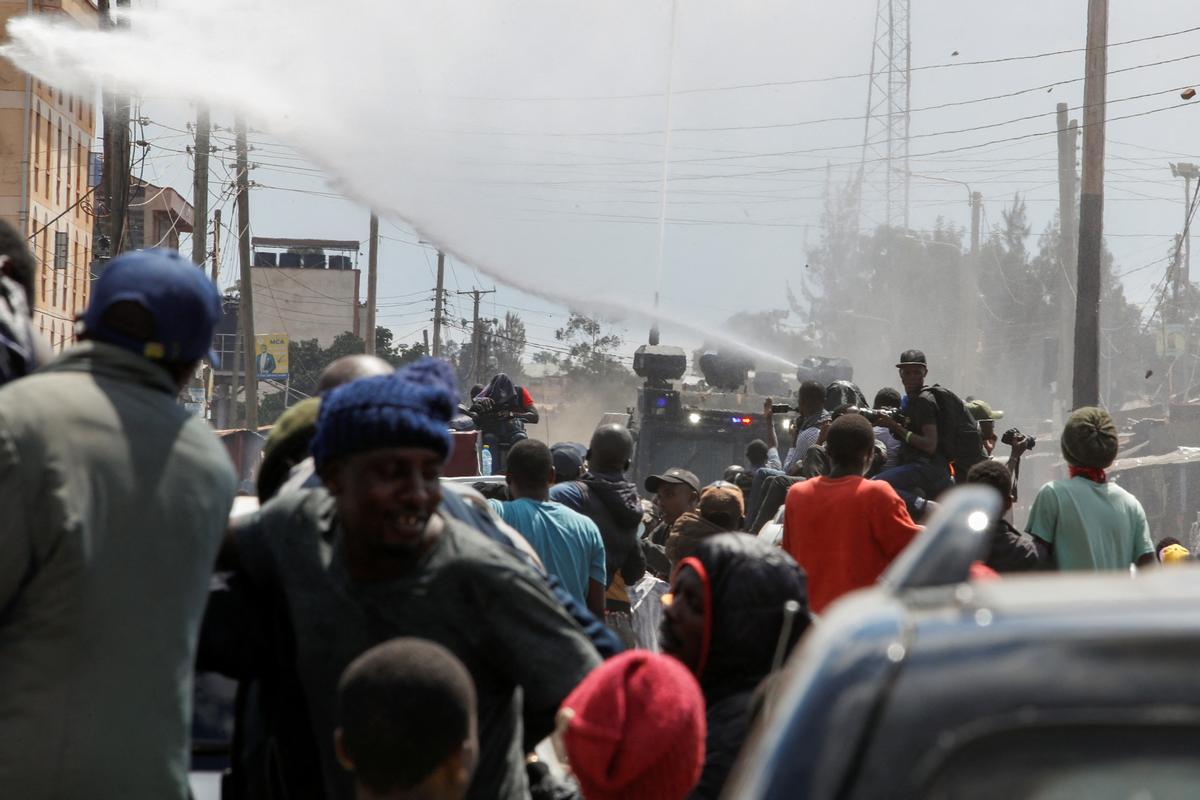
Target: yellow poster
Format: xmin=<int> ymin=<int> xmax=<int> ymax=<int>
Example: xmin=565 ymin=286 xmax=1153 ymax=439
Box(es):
xmin=255 ymin=333 xmax=289 ymax=378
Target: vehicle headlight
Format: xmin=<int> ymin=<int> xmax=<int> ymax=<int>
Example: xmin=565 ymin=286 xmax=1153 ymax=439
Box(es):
xmin=688 ymin=412 xmax=702 ymax=425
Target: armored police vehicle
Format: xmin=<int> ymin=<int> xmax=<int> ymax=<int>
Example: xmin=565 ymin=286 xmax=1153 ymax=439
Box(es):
xmin=620 ymin=336 xmax=854 ymax=491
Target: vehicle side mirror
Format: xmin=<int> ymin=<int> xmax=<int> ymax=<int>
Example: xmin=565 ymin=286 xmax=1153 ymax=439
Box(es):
xmin=879 ymin=486 xmax=1000 ymax=592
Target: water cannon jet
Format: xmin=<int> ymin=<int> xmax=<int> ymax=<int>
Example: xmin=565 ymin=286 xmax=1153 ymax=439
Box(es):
xmin=796 ymin=356 xmax=854 ymax=387
xmin=699 ymin=351 xmax=755 ymax=392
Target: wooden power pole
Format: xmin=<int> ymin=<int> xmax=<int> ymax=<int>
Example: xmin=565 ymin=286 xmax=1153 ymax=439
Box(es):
xmin=192 ymin=107 xmax=210 ymax=271
xmin=456 ymin=287 xmax=496 ymax=385
xmin=432 ymin=250 xmax=446 ymax=358
xmin=235 ymin=118 xmax=257 ymax=430
xmin=365 ymin=213 xmax=379 ymax=355
xmin=98 ymin=0 xmax=131 ymax=258
xmin=1074 ymin=0 xmax=1108 ymax=410
xmin=1055 ymin=104 xmax=1080 ymax=411
xmin=211 ymin=208 xmax=221 ymax=283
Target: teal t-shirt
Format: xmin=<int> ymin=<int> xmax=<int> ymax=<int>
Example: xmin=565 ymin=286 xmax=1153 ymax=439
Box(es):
xmin=488 ymin=498 xmax=607 ymax=605
xmin=1025 ymin=477 xmax=1154 ymax=571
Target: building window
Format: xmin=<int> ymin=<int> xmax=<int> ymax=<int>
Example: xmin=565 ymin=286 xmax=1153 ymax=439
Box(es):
xmin=76 ymin=142 xmax=84 ymax=212
xmin=54 ymin=230 xmax=67 ymax=272
xmin=43 ymin=116 xmax=50 ymax=199
xmin=37 ymin=218 xmax=45 ymax=305
xmin=72 ymin=240 xmax=79 ymax=310
xmin=50 ymin=248 xmax=58 ymax=309
xmin=40 ymin=226 xmax=48 ymax=304
xmin=65 ymin=130 xmax=72 ymax=203
xmin=55 ymin=120 xmax=61 ymax=205
xmin=32 ymin=111 xmax=40 ymax=194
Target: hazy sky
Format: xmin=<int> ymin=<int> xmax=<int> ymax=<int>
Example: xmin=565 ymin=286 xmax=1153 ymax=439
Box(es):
xmin=16 ymin=0 xmax=1200 ymax=369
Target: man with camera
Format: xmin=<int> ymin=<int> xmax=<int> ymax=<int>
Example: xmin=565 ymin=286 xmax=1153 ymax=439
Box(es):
xmin=743 ymin=384 xmax=829 ymax=530
xmin=967 ymin=399 xmax=1032 ymax=505
xmin=874 ymin=349 xmax=953 ymax=515
xmin=469 ymin=372 xmax=540 ymax=473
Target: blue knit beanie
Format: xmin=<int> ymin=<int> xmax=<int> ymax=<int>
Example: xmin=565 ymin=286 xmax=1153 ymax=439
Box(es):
xmin=311 ymin=357 xmax=458 ymax=471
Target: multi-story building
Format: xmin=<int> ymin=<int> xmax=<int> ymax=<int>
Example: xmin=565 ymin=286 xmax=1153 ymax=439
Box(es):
xmin=126 ymin=178 xmax=194 ymax=252
xmin=209 ymin=237 xmax=363 ymax=428
xmin=248 ymin=237 xmax=363 ymax=348
xmin=0 ymin=0 xmax=100 ymax=352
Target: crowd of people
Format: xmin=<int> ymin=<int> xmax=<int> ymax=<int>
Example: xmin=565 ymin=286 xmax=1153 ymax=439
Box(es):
xmin=0 ymin=242 xmax=1183 ymax=800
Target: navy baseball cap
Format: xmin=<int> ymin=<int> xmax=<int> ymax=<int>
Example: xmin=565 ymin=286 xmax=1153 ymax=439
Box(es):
xmin=81 ymin=249 xmax=222 ymax=364
xmin=551 ymin=441 xmax=588 ymax=482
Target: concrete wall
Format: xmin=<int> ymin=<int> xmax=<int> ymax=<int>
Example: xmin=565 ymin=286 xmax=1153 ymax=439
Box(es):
xmin=0 ymin=0 xmax=97 ymax=352
xmin=251 ymin=266 xmax=361 ymax=348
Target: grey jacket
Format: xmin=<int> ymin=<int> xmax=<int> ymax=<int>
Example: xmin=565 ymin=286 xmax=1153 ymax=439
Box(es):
xmin=0 ymin=342 xmax=236 ymax=799
xmin=0 ymin=274 xmax=40 ymax=385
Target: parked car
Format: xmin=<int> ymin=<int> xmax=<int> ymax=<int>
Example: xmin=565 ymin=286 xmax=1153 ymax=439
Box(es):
xmin=729 ymin=486 xmax=1200 ymax=800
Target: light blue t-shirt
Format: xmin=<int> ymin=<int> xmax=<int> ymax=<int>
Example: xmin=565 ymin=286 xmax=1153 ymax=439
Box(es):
xmin=488 ymin=498 xmax=607 ymax=606
xmin=1025 ymin=477 xmax=1154 ymax=571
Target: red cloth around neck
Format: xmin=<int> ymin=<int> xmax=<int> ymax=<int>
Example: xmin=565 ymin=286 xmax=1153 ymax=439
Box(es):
xmin=1069 ymin=465 xmax=1107 ymax=484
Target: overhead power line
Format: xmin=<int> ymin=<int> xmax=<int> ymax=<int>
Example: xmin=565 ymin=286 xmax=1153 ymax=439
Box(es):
xmin=458 ymin=24 xmax=1200 ymax=101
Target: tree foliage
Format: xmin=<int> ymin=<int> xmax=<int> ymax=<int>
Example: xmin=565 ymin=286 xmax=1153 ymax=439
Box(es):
xmin=446 ymin=311 xmax=528 ymax=387
xmin=533 ymin=312 xmax=634 ymax=384
xmin=797 ymin=179 xmax=1157 ymax=419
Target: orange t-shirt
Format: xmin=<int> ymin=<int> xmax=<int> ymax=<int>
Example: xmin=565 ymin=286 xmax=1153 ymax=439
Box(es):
xmin=783 ymin=476 xmax=920 ymax=613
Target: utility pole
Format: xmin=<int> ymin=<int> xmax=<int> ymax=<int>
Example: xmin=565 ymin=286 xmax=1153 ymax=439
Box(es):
xmin=423 ymin=329 xmax=430 ymax=355
xmin=228 ymin=330 xmax=240 ymax=429
xmin=1056 ymin=103 xmax=1080 ymax=412
xmin=1073 ymin=0 xmax=1108 ymax=410
xmin=456 ymin=287 xmax=496 ymax=385
xmin=191 ymin=107 xmax=210 ymax=271
xmin=1170 ymin=162 xmax=1199 ymax=294
xmin=365 ymin=213 xmax=379 ymax=355
xmin=431 ymin=250 xmax=446 ymax=358
xmin=189 ymin=107 xmax=212 ymax=411
xmin=210 ymin=208 xmax=221 ymax=283
xmin=235 ymin=118 xmax=257 ymax=430
xmin=98 ymin=0 xmax=131 ymax=258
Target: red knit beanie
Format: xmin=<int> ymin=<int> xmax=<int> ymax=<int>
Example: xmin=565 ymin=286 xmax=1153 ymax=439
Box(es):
xmin=561 ymin=650 xmax=706 ymax=800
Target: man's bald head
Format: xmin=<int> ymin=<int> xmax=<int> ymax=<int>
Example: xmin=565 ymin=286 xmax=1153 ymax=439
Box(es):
xmin=588 ymin=423 xmax=634 ymax=474
xmin=317 ymin=354 xmax=395 ymax=395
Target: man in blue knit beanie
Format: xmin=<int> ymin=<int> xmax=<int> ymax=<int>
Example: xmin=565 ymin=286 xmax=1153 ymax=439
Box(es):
xmin=198 ymin=357 xmax=601 ymax=800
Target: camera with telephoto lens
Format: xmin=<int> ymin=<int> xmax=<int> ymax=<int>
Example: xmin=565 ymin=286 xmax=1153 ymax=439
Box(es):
xmin=771 ymin=403 xmax=795 ymax=414
xmin=1001 ymin=427 xmax=1036 ymax=450
xmin=856 ymin=406 xmax=907 ymax=426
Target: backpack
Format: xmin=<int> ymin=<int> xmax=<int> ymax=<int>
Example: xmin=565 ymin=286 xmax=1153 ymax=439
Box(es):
xmin=923 ymin=385 xmax=987 ymax=475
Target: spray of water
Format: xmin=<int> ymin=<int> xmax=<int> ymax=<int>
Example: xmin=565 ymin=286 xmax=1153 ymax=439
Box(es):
xmin=2 ymin=0 xmax=814 ymax=369
xmin=652 ymin=0 xmax=679 ymax=311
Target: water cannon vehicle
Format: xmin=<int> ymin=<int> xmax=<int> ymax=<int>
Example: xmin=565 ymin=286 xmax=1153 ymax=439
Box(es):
xmin=624 ymin=340 xmax=794 ymax=490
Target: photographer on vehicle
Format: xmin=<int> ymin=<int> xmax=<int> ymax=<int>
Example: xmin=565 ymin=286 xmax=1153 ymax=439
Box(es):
xmin=468 ymin=372 xmax=539 ymax=473
xmin=873 ymin=349 xmax=953 ymax=517
xmin=743 ymin=387 xmax=826 ymax=531
xmin=784 ymin=380 xmax=832 ymax=473
xmin=967 ymin=398 xmax=1033 ymax=505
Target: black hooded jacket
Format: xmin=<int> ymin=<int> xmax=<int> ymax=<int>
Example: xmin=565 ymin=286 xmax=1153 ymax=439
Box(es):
xmin=572 ymin=471 xmax=647 ymax=587
xmin=682 ymin=534 xmax=810 ymax=799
